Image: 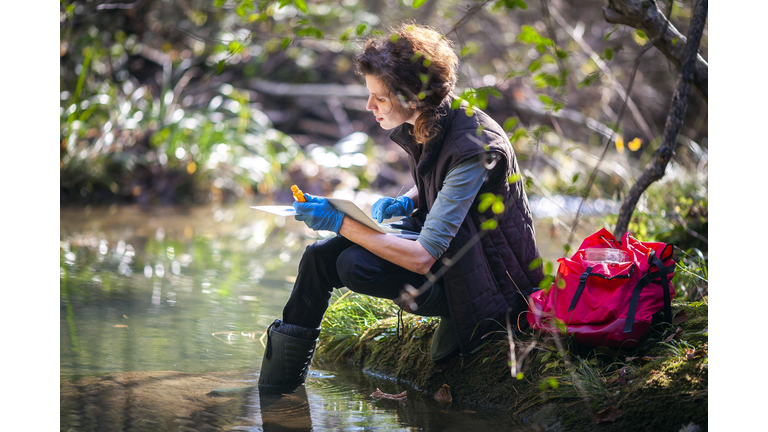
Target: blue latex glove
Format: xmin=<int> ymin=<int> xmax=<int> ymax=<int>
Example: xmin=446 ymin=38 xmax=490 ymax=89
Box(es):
xmin=371 ymin=195 xmax=414 ymax=223
xmin=293 ymin=193 xmax=345 ymax=233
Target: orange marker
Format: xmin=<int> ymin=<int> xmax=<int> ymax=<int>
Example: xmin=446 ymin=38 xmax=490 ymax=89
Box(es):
xmin=291 ymin=185 xmax=306 ymax=203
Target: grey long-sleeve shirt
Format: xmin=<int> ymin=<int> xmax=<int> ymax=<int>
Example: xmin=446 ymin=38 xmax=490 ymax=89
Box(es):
xmin=417 ymin=155 xmax=488 ymax=259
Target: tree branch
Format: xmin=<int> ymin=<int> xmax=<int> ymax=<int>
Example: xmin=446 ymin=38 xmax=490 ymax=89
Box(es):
xmin=613 ymin=0 xmax=707 ymax=239
xmin=603 ymin=0 xmax=708 ymax=102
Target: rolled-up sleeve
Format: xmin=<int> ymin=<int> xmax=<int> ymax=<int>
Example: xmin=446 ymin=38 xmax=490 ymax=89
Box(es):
xmin=417 ymin=155 xmax=488 ymax=259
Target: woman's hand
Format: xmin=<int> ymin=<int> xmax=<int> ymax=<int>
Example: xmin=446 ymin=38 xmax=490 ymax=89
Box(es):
xmin=371 ymin=195 xmax=414 ymax=223
xmin=294 ymin=194 xmax=345 ymax=233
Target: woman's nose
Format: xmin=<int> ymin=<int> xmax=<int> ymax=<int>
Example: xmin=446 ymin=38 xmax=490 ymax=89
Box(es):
xmin=366 ymin=95 xmax=376 ymax=112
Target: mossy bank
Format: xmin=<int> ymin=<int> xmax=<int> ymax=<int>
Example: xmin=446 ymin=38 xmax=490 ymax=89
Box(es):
xmin=315 ymin=296 xmax=708 ymax=432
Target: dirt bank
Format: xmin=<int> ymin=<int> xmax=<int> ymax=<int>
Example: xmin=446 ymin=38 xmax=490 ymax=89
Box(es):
xmin=317 ymin=301 xmax=708 ymax=432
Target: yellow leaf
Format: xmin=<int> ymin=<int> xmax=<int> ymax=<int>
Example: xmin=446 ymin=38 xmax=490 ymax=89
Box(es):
xmin=628 ymin=137 xmax=642 ymax=151
xmin=187 ymin=161 xmax=197 ymax=174
xmin=615 ymin=135 xmax=624 ymax=153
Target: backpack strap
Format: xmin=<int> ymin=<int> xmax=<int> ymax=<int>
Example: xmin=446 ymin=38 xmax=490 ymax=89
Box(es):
xmin=624 ymin=246 xmax=675 ymax=333
xmin=568 ymin=266 xmax=593 ymax=312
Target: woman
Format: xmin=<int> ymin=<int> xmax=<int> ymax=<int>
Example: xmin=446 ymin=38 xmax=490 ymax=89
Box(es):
xmin=258 ymin=24 xmax=544 ymax=394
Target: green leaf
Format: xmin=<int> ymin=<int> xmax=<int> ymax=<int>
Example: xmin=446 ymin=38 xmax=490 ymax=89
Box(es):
xmin=576 ymin=72 xmax=599 ymax=89
xmin=528 ymin=257 xmax=542 ymax=270
xmin=228 ymin=41 xmax=243 ymax=55
xmin=480 ymin=219 xmax=498 ymax=230
xmin=215 ymin=0 xmax=226 ymax=7
xmin=528 ymin=59 xmax=542 ymax=72
xmin=508 ymin=173 xmax=521 ymax=184
xmin=503 ymin=117 xmax=518 ymax=132
xmin=296 ymin=26 xmax=324 ymax=39
xmin=510 ymin=128 xmax=528 ymax=142
xmin=635 ymin=29 xmax=647 ymax=39
xmin=356 ymin=23 xmax=367 ymax=36
xmin=215 ymin=60 xmax=226 ymax=75
xmin=293 ymin=0 xmax=308 ymax=13
xmin=538 ymin=94 xmax=552 ymax=105
xmin=571 ymin=173 xmax=579 ymax=183
xmin=603 ymin=48 xmax=613 ymax=61
xmin=340 ymin=28 xmax=353 ymax=42
xmin=460 ymin=42 xmax=479 ymax=58
xmin=492 ymin=201 xmax=505 ymax=214
xmin=281 ymin=37 xmax=292 ymax=50
xmin=604 ymin=24 xmax=620 ymax=40
xmin=504 ymin=70 xmax=525 ymax=79
xmin=412 ymin=0 xmax=427 ymax=9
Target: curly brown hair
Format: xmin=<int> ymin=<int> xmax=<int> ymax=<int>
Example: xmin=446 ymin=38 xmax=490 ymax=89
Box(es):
xmin=354 ymin=23 xmax=458 ymax=145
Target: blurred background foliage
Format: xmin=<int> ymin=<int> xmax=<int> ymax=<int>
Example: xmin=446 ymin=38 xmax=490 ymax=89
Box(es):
xmin=60 ymin=0 xmax=707 ymax=255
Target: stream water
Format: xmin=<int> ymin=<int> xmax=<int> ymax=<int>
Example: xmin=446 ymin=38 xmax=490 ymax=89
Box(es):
xmin=60 ymin=203 xmax=597 ymax=431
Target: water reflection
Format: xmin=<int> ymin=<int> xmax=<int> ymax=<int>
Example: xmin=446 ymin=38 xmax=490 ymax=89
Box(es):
xmin=60 ymin=205 xmax=560 ymax=431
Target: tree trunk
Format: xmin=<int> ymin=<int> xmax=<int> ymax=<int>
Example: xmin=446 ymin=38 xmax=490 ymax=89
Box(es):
xmin=613 ymin=0 xmax=708 ymax=240
xmin=604 ymin=0 xmax=708 ymax=103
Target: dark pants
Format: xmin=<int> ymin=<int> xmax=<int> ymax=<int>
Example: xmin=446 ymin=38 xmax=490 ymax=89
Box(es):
xmin=282 ymin=235 xmax=448 ymax=329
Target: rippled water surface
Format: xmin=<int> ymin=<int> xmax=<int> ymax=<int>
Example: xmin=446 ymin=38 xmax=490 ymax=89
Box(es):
xmin=60 ymin=204 xmax=588 ymax=431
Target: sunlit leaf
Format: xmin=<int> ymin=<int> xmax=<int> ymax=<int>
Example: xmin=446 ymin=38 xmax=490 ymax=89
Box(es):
xmin=510 ymin=128 xmax=528 ymax=142
xmin=356 ymin=23 xmax=367 ymax=36
xmin=528 ymin=257 xmax=542 ymax=270
xmin=480 ymin=219 xmax=498 ymax=230
xmin=503 ymin=117 xmax=518 ymax=132
xmin=293 ymin=0 xmax=308 ymax=13
xmin=412 ymin=0 xmax=427 ymax=9
xmin=538 ymin=94 xmax=552 ymax=105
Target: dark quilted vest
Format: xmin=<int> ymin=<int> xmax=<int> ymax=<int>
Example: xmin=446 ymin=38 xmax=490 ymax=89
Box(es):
xmin=389 ymin=99 xmax=545 ymax=356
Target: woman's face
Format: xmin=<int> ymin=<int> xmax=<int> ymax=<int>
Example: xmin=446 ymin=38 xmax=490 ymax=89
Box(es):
xmin=364 ymin=75 xmax=418 ymax=130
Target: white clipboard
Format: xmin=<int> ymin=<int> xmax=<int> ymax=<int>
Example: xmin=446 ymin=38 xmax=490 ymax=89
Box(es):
xmin=250 ymin=197 xmax=419 ymax=238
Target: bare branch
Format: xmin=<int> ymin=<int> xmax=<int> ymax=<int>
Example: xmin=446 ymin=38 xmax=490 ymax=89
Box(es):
xmin=549 ymin=5 xmax=657 ymax=142
xmin=614 ymin=0 xmax=708 ymax=239
xmin=604 ymin=0 xmax=708 ymax=102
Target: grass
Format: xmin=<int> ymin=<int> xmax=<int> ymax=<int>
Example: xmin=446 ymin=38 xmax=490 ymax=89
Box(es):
xmin=317 ymin=290 xmax=400 ymax=362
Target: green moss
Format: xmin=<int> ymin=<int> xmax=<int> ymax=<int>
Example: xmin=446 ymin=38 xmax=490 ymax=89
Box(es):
xmin=316 ymin=296 xmax=708 ymax=431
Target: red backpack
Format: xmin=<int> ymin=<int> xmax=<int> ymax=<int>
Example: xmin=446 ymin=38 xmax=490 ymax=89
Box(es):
xmin=526 ymin=228 xmax=676 ymax=348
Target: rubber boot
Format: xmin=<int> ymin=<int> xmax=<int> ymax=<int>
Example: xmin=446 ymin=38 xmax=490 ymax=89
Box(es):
xmin=257 ymin=319 xmax=320 ymax=394
xmin=429 ymin=315 xmax=460 ymax=363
